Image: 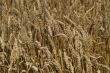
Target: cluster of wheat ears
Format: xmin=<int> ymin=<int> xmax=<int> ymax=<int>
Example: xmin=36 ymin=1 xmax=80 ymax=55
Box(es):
xmin=0 ymin=0 xmax=110 ymax=73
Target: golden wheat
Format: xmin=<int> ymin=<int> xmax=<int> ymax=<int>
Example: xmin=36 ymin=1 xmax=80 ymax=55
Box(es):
xmin=0 ymin=0 xmax=109 ymax=73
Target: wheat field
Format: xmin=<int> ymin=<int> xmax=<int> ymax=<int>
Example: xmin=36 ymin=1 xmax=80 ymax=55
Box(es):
xmin=0 ymin=0 xmax=110 ymax=73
